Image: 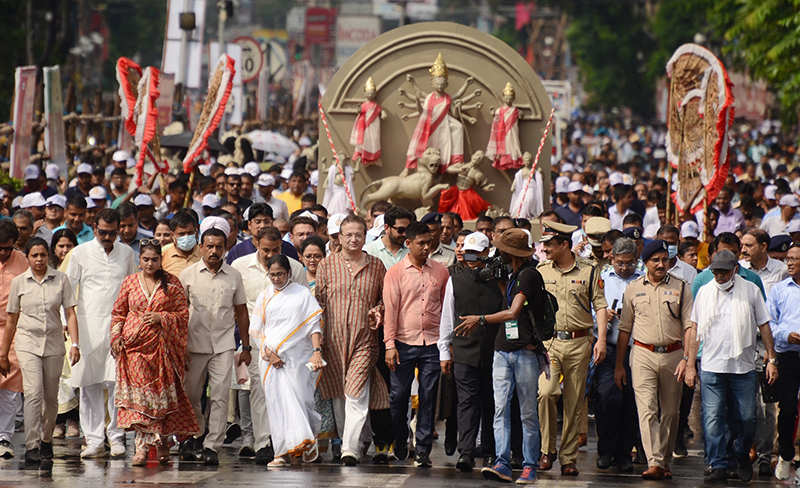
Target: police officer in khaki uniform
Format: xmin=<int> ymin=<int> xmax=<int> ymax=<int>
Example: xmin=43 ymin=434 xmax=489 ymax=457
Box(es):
xmin=537 ymin=221 xmax=608 ymax=476
xmin=615 ymin=239 xmax=694 ymax=481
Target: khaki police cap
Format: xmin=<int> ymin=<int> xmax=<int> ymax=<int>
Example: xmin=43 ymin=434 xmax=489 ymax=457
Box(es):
xmin=539 ymin=220 xmax=578 ymax=242
xmin=585 ymin=217 xmax=611 ymax=247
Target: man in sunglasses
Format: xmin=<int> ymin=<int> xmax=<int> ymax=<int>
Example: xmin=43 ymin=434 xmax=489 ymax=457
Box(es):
xmin=63 ymin=208 xmax=138 ymax=459
xmin=364 ymin=206 xmax=414 ymax=270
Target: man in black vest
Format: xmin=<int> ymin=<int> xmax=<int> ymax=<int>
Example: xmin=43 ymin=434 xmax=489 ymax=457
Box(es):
xmin=439 ymin=231 xmax=504 ymax=472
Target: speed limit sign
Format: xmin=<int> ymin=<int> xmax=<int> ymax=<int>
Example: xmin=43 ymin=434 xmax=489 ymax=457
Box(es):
xmin=233 ymin=37 xmax=263 ymax=84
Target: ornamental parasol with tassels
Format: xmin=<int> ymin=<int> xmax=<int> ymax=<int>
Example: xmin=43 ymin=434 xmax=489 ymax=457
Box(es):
xmin=181 ymin=54 xmax=235 ymax=207
xmin=665 ymin=44 xmax=735 ymax=235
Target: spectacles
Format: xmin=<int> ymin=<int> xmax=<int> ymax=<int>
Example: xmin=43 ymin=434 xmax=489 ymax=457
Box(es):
xmin=303 ymin=255 xmax=323 ymax=261
xmin=96 ymin=229 xmax=118 ymax=237
xmin=615 ymin=262 xmax=636 ymax=269
xmin=140 ymin=238 xmax=161 ymax=247
xmin=391 ymin=226 xmax=407 ymax=234
xmin=268 ymin=271 xmax=288 ymax=279
xmin=0 ymin=245 xmax=14 ymax=252
xmin=711 ymin=269 xmax=734 ymax=275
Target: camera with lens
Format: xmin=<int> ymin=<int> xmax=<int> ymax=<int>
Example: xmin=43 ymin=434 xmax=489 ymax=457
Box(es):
xmin=464 ymin=253 xmax=507 ymax=281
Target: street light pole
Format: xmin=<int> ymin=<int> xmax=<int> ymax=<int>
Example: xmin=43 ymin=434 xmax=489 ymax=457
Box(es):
xmin=178 ymin=0 xmax=191 ymax=87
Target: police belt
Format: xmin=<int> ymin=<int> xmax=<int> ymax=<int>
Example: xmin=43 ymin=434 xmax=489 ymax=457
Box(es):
xmin=553 ymin=329 xmax=590 ymax=341
xmin=633 ymin=340 xmax=682 ymax=354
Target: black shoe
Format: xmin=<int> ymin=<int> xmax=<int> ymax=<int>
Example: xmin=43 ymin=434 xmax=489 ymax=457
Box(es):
xmin=616 ymin=458 xmax=634 ymax=473
xmin=706 ymin=468 xmax=727 ymax=483
xmin=510 ymin=453 xmax=523 ymax=469
xmin=331 ymin=443 xmax=342 ymax=463
xmin=727 ymin=469 xmax=739 ymax=480
xmin=341 ymin=453 xmax=358 ymax=466
xmin=414 ymin=452 xmax=432 ymax=468
xmin=684 ymin=427 xmax=694 ymax=438
xmin=736 ymin=456 xmax=754 ymax=483
xmin=239 ymin=445 xmax=256 ymax=458
xmin=179 ymin=439 xmax=199 ymax=461
xmin=483 ymin=455 xmax=497 ymax=468
xmin=40 ymin=442 xmax=53 ymax=460
xmin=394 ymin=445 xmax=408 ymax=462
xmin=596 ymin=455 xmax=612 ymax=470
xmin=24 ymin=448 xmax=40 ymax=464
xmin=223 ymin=423 xmax=240 ymax=445
xmin=758 ymin=462 xmax=772 ymax=477
xmin=456 ymin=454 xmax=474 ymax=472
xmin=445 ymin=442 xmax=457 ymax=456
xmin=255 ymin=445 xmax=274 ymax=465
xmin=673 ymin=442 xmax=688 ymax=458
xmin=202 ymin=448 xmax=219 ymax=466
xmin=372 ymin=444 xmax=389 ymax=464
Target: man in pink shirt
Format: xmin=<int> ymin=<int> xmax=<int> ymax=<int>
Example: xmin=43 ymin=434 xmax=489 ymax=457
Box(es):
xmin=384 ymin=222 xmax=450 ymax=468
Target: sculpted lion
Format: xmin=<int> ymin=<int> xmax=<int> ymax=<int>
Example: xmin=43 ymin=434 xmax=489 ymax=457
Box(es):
xmin=360 ymin=148 xmax=450 ymax=209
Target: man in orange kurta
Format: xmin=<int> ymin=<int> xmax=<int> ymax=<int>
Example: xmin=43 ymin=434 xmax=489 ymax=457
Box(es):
xmin=0 ymin=220 xmax=31 ymax=457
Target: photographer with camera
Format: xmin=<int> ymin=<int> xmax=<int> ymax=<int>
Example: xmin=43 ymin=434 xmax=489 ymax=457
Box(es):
xmin=439 ymin=232 xmax=505 ymax=473
xmin=457 ymin=229 xmax=548 ymax=484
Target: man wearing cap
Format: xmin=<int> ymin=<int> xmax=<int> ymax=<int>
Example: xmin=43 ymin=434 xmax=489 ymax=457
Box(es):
xmin=656 ymin=225 xmax=697 ymax=286
xmin=326 ymin=213 xmax=346 ymax=254
xmin=133 ymin=194 xmax=157 ymax=236
xmin=65 ymin=163 xmax=94 ymax=200
xmin=34 ymin=195 xmax=67 ymax=246
xmin=680 ymin=221 xmax=709 ymax=270
xmin=64 ymin=208 xmax=138 ymax=459
xmin=537 ymin=220 xmax=608 ymax=476
xmin=421 ymin=212 xmax=456 ymax=267
xmin=364 ymin=207 xmax=413 ymax=270
xmin=200 ymin=194 xmax=221 ymax=219
xmin=88 ymin=186 xmax=108 ymax=210
xmin=456 ymin=229 xmax=547 ymax=484
xmin=692 ymin=233 xmax=766 ymax=301
xmin=593 ymin=237 xmax=641 ymax=473
xmin=614 ymin=239 xmax=694 ymax=480
xmin=621 ymin=226 xmax=646 ymax=267
xmin=575 ymin=215 xmax=610 ymax=265
xmin=22 ymin=164 xmax=57 ymax=199
xmin=761 ymin=194 xmax=800 ymax=237
xmin=555 ymin=181 xmax=585 ymax=228
xmin=20 ymin=193 xmax=46 ymax=223
xmin=179 ymin=219 xmax=251 ymax=465
xmin=688 ymin=250 xmax=776 ymax=483
xmin=553 ymin=176 xmax=570 ymax=208
xmin=438 ymin=231 xmax=504 ymax=473
xmin=769 ymin=235 xmax=792 ymax=261
xmin=255 ymin=173 xmax=289 ymax=222
xmin=225 ymin=203 xmax=298 ymax=263
xmin=231 ymin=225 xmax=308 ymax=465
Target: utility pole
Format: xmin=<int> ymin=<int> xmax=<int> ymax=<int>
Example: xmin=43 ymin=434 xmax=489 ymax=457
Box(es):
xmin=178 ymin=0 xmax=192 ymax=87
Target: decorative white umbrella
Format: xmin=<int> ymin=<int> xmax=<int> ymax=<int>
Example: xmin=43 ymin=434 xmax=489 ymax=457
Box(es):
xmin=244 ymin=130 xmax=299 ymax=157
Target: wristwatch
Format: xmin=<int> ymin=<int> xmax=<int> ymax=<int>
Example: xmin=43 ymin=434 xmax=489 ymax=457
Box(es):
xmin=241 ymin=346 xmax=252 ymax=352
xmin=71 ymin=343 xmax=80 ymax=350
xmin=313 ymin=348 xmax=322 ymax=353
xmin=479 ymin=316 xmax=487 ymax=327
xmin=681 ymin=355 xmax=689 ymax=362
xmin=768 ymin=358 xmax=779 ymax=365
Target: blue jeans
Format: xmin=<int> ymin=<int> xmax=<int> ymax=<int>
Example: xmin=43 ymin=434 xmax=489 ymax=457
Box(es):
xmin=492 ymin=349 xmax=541 ymax=469
xmin=701 ymin=370 xmax=758 ymax=469
xmin=389 ymin=342 xmax=440 ymax=455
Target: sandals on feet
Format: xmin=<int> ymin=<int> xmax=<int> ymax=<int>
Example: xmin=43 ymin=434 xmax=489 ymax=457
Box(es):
xmin=268 ymin=456 xmax=290 ymax=468
xmin=157 ymin=441 xmax=171 ymax=464
xmin=132 ymin=450 xmax=148 ymax=466
xmin=302 ymin=442 xmax=319 ymax=463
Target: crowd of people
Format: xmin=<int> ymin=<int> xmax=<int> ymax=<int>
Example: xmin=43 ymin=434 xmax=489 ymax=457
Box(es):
xmin=0 ymin=117 xmax=799 ymax=486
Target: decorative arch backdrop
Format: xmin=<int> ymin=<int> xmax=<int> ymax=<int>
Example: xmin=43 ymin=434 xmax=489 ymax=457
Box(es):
xmin=319 ymin=21 xmax=553 ymax=216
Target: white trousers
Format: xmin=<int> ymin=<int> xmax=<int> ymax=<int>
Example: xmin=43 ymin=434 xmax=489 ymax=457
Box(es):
xmin=80 ymin=381 xmax=123 ymax=448
xmin=331 ymin=376 xmax=370 ymax=456
xmin=247 ymin=351 xmax=271 ymax=450
xmin=0 ymin=390 xmax=20 ymax=442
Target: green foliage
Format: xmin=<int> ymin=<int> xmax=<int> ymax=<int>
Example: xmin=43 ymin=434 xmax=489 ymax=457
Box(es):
xmin=0 ymin=171 xmax=23 ymax=193
xmin=715 ymin=0 xmax=800 ymax=121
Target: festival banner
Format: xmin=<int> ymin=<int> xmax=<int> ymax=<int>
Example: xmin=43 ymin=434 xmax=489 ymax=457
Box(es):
xmin=10 ymin=66 xmax=37 ymax=180
xmin=43 ymin=66 xmax=67 ymax=179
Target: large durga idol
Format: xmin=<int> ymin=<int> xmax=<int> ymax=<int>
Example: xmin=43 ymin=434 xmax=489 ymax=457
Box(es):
xmin=400 ymin=53 xmax=482 ymax=174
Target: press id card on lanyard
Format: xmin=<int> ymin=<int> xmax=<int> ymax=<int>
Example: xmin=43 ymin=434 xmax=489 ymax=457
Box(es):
xmin=505 ymin=320 xmax=519 ymax=340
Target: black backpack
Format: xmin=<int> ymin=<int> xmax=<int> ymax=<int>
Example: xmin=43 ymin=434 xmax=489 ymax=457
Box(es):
xmin=518 ymin=267 xmax=558 ymax=350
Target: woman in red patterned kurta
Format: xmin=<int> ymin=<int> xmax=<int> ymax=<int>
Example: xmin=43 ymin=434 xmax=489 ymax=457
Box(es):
xmin=111 ymin=240 xmax=198 ymax=465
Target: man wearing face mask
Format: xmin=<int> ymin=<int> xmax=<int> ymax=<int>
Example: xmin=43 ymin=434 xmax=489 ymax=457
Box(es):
xmin=438 ymin=232 xmax=504 ymax=473
xmin=687 ymin=250 xmax=777 ymax=483
xmin=615 ymin=240 xmax=694 ymax=480
xmin=594 ymin=237 xmax=642 ymax=473
xmin=161 ymin=212 xmax=201 ymax=276
xmin=656 ymin=225 xmax=696 ymax=287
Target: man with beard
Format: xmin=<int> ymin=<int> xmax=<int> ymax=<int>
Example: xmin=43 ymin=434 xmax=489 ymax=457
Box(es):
xmin=364 ymin=206 xmax=413 ymax=270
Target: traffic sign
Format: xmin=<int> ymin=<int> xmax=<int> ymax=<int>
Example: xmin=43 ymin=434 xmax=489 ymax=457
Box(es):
xmin=234 ymin=36 xmax=263 ymax=84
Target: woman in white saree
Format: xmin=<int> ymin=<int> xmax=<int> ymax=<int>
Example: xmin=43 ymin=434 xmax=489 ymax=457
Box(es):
xmin=249 ymin=254 xmax=325 ymax=467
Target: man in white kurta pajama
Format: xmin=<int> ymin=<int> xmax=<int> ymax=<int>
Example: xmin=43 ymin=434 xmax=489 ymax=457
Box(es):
xmin=64 ymin=210 xmax=137 ymax=458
